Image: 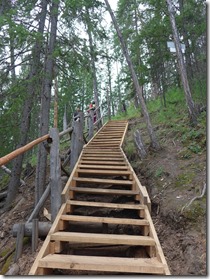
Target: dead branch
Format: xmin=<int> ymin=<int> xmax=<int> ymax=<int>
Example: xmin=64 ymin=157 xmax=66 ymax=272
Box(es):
xmin=1 ymin=165 xmax=25 ymax=186
xmin=181 ymin=182 xmax=206 ymax=213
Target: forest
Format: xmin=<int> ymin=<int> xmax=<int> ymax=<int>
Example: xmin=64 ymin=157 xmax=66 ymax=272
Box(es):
xmin=0 ymin=0 xmax=207 ymax=275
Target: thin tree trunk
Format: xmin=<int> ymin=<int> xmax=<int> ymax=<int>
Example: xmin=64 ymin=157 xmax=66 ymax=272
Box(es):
xmin=166 ymin=0 xmax=197 ymax=125
xmin=104 ymin=0 xmax=160 ymax=150
xmin=106 ymin=53 xmax=115 ymax=116
xmin=35 ymin=0 xmax=60 ymax=205
xmin=5 ymin=0 xmax=48 ymax=210
xmin=85 ymin=7 xmax=102 ymax=129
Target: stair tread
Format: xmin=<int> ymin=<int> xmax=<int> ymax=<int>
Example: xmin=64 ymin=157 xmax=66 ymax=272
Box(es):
xmin=38 ymin=254 xmax=164 ymax=274
xmin=73 ymin=177 xmax=133 ymax=185
xmin=69 ymin=187 xmax=138 ymax=195
xmin=77 ymin=169 xmax=132 ymax=175
xmin=50 ymin=231 xmax=155 ymax=246
xmin=67 ymin=200 xmax=145 ymax=210
xmin=61 ymin=214 xmax=149 ymax=226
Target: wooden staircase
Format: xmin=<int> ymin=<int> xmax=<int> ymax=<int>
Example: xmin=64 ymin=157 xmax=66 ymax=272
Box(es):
xmin=29 ymin=120 xmax=170 ymax=275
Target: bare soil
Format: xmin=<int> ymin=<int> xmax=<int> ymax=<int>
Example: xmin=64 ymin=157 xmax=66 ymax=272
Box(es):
xmin=0 ymin=119 xmax=207 ymax=275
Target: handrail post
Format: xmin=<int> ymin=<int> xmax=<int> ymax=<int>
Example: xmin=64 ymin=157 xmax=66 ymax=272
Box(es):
xmin=70 ymin=112 xmax=84 ymax=172
xmin=49 ymin=128 xmax=61 ymax=222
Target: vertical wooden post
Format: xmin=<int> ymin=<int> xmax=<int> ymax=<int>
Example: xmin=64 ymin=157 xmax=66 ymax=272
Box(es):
xmin=14 ymin=223 xmax=25 ymax=262
xmin=32 ymin=219 xmax=38 ymax=252
xmin=88 ymin=110 xmax=94 ymax=140
xmin=49 ymin=128 xmax=61 ymax=222
xmin=70 ymin=111 xmax=84 ymax=172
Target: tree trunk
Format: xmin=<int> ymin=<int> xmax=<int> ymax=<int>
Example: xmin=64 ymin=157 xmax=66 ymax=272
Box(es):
xmin=35 ymin=0 xmax=60 ymax=205
xmin=166 ymin=0 xmax=198 ymax=125
xmin=4 ymin=0 xmax=48 ymax=210
xmin=85 ymin=7 xmax=102 ymax=129
xmin=104 ymin=0 xmax=160 ymax=150
xmin=63 ymin=105 xmax=68 ymax=131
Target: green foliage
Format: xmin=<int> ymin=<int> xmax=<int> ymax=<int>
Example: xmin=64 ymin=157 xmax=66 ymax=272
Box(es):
xmin=175 ymin=172 xmax=195 ymax=188
xmin=124 ymin=141 xmax=135 ymax=158
xmin=182 ymin=199 xmax=206 ymax=222
xmin=1 ymin=253 xmax=14 ymax=274
xmin=0 ymin=174 xmax=10 ymax=191
xmin=155 ymin=166 xmax=164 ymax=178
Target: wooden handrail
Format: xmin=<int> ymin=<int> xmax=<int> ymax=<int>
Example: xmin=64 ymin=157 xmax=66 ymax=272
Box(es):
xmin=0 ymin=127 xmax=73 ymax=167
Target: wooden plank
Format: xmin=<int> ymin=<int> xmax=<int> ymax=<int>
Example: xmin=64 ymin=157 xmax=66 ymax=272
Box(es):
xmin=84 ymin=147 xmax=121 ymax=151
xmin=50 ymin=232 xmax=155 ymax=246
xmin=120 ymin=122 xmax=129 ymax=146
xmin=92 ymin=139 xmax=122 ymax=141
xmin=82 ymin=153 xmax=124 ymax=157
xmin=87 ymin=144 xmax=120 ymax=147
xmin=77 ymin=169 xmax=132 ymax=176
xmin=67 ymin=200 xmax=146 ymax=210
xmin=14 ymin=223 xmax=25 ymax=262
xmin=93 ymin=136 xmax=123 ymax=139
xmin=73 ymin=177 xmax=133 ymax=185
xmin=144 ymin=207 xmax=171 ymax=275
xmin=81 ymin=157 xmax=125 ymax=161
xmin=38 ymin=255 xmax=164 ymax=274
xmin=60 ymin=215 xmax=149 ymax=226
xmin=83 ymin=151 xmax=122 ymax=154
xmin=79 ymin=160 xmax=127 ymax=165
xmin=69 ymin=187 xmax=139 ymax=195
xmin=77 ymin=164 xmax=129 ymax=170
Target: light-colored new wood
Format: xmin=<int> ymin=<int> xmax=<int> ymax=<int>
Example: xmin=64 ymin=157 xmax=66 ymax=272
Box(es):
xmin=80 ymin=160 xmax=127 ymax=165
xmin=67 ymin=200 xmax=146 ymax=210
xmin=78 ymin=164 xmax=129 ymax=170
xmin=69 ymin=186 xmax=139 ymax=195
xmin=38 ymin=254 xmax=165 ymax=274
xmin=73 ymin=177 xmax=133 ymax=185
xmin=81 ymin=156 xmax=125 ymax=161
xmin=60 ymin=214 xmax=149 ymax=226
xmin=50 ymin=231 xmax=155 ymax=246
xmin=77 ymin=169 xmax=132 ymax=176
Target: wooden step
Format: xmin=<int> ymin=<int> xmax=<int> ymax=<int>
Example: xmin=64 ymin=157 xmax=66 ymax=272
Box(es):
xmin=73 ymin=177 xmax=133 ymax=185
xmin=92 ymin=139 xmax=122 ymax=142
xmin=38 ymin=255 xmax=165 ymax=274
xmin=83 ymin=151 xmax=122 ymax=155
xmin=81 ymin=157 xmax=125 ymax=161
xmin=69 ymin=187 xmax=139 ymax=195
xmin=67 ymin=200 xmax=145 ymax=210
xmin=50 ymin=231 xmax=155 ymax=246
xmin=60 ymin=214 xmax=149 ymax=226
xmin=77 ymin=169 xmax=132 ymax=176
xmin=77 ymin=164 xmax=128 ymax=170
xmin=79 ymin=160 xmax=127 ymax=165
xmin=82 ymin=153 xmax=124 ymax=157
